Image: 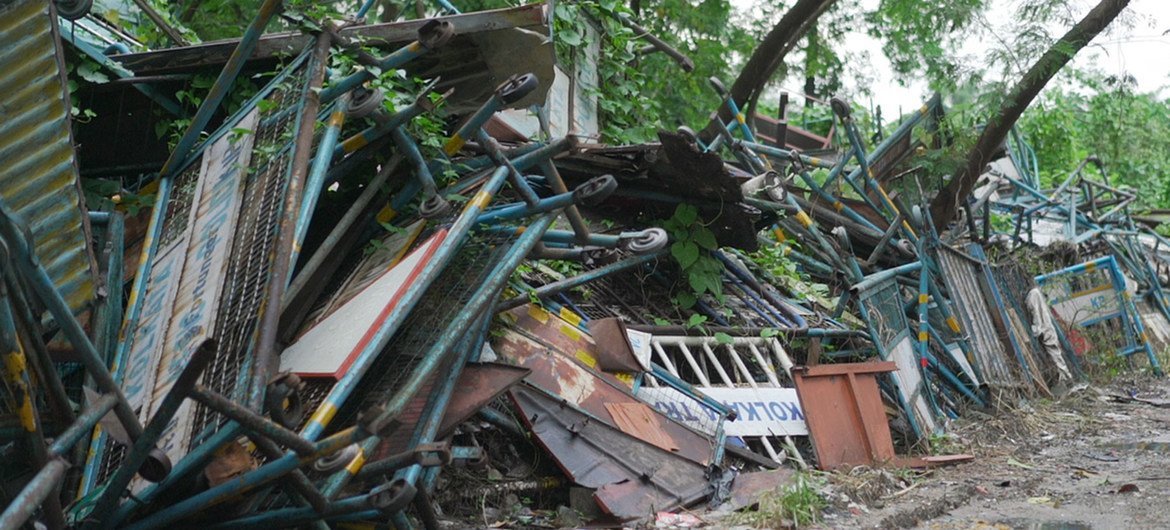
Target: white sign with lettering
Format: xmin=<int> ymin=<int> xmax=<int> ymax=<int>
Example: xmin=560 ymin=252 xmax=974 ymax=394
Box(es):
xmin=637 ymin=386 xmax=807 ymax=437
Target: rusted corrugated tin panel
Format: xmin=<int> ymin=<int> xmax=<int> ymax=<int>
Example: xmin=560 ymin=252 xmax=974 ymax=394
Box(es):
xmin=0 ymin=0 xmax=97 ymax=316
xmin=935 ymin=246 xmax=1023 ymax=389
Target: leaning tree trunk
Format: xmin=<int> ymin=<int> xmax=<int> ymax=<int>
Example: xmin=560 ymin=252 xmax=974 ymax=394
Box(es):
xmin=700 ymin=0 xmax=837 ymax=142
xmin=929 ymin=0 xmax=1131 ymax=230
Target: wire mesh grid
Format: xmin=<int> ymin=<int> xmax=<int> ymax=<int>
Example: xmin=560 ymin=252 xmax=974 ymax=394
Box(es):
xmin=322 ymin=227 xmax=520 ymax=432
xmin=858 ymin=281 xmax=908 ymax=350
xmin=636 ymin=374 xmax=724 ymax=437
xmin=555 ymin=262 xmax=672 ymax=326
xmin=156 ymin=163 xmax=202 ymax=250
xmin=191 ymin=62 xmax=311 ymax=443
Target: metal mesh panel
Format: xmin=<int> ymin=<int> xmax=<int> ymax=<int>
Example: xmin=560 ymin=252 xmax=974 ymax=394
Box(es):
xmin=90 ymin=126 xmax=210 ymax=487
xmin=859 ymin=281 xmax=908 ymax=350
xmin=1037 ymin=265 xmax=1130 ymax=355
xmin=561 ymin=267 xmax=666 ymax=326
xmin=330 ymin=228 xmax=519 ymax=431
xmin=995 ymin=264 xmax=1053 ymax=386
xmin=190 ymin=62 xmax=311 ymax=441
xmin=636 ymin=374 xmax=724 ymax=437
xmin=157 ymin=164 xmax=202 ymax=250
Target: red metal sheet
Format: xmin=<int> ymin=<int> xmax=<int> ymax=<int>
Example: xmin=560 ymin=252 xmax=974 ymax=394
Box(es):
xmin=436 ymin=362 xmax=530 ymax=436
xmin=791 ymin=361 xmax=898 ymax=470
xmin=509 ymin=384 xmax=710 ymax=520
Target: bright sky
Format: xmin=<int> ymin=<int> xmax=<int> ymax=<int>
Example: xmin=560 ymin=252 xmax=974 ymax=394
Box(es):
xmin=741 ymin=0 xmax=1170 ymax=115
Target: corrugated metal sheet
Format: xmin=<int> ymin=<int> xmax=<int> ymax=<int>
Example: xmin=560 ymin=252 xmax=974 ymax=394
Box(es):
xmin=935 ymin=246 xmax=1023 ymax=389
xmin=0 ymin=0 xmax=97 ymax=315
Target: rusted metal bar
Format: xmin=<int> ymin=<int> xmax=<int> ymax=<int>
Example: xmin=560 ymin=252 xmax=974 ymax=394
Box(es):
xmin=539 ymin=159 xmax=593 ymax=243
xmin=250 ymin=31 xmax=332 ymax=410
xmin=280 ymin=154 xmax=405 ymax=340
xmin=319 ymin=20 xmax=453 ymax=104
xmin=616 ymin=13 xmax=693 ymax=72
xmin=0 ymin=269 xmax=63 ymax=530
xmin=86 ymin=340 xmax=218 ymax=529
xmin=341 ymin=230 xmax=548 ymax=506
xmin=0 ymin=200 xmax=146 ymax=447
xmin=187 ymin=385 xmax=317 ymax=456
xmin=354 ymin=444 xmax=453 ymax=480
xmin=496 ymin=249 xmax=666 ymax=312
xmin=2 ymin=263 xmax=74 ymax=426
xmin=0 ymin=458 xmax=68 ymax=530
xmin=476 ymin=129 xmax=541 ymax=206
xmin=413 ymin=489 xmax=441 ymax=530
xmin=128 ymin=0 xmax=190 ymax=46
xmin=0 ymin=393 xmax=119 ymax=530
xmin=245 ymin=433 xmax=329 ymax=513
xmin=291 ymin=95 xmax=351 ymax=268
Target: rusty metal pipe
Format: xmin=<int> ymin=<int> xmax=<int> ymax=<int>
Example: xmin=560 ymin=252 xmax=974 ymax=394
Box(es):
xmin=616 ymin=13 xmax=694 ymax=72
xmin=246 ymin=433 xmax=329 ymax=513
xmin=250 ymin=31 xmax=332 ymax=410
xmin=0 ymin=458 xmax=68 ymax=530
xmin=280 ymin=154 xmax=404 ymax=340
xmin=188 ymin=385 xmax=317 ymax=455
xmin=496 ymin=249 xmax=666 ymax=312
xmin=86 ymin=340 xmax=218 ymax=529
xmin=0 ymin=201 xmax=145 ymax=446
xmin=3 ymin=265 xmax=74 ymax=425
xmin=539 ymin=159 xmax=592 ymax=243
xmin=354 ymin=445 xmax=450 ymax=480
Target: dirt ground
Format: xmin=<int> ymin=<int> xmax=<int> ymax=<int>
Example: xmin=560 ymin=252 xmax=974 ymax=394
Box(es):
xmin=817 ymin=377 xmax=1170 ymax=530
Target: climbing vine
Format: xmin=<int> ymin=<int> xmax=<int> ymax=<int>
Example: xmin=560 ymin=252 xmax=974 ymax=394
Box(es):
xmin=552 ymin=0 xmax=662 ymax=144
xmin=662 ymin=203 xmax=724 ymax=308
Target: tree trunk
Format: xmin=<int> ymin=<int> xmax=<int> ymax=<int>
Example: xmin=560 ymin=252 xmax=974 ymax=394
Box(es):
xmin=804 ymin=23 xmax=819 ymax=107
xmin=929 ymin=0 xmax=1131 ymax=230
xmin=700 ymin=0 xmax=836 ymax=141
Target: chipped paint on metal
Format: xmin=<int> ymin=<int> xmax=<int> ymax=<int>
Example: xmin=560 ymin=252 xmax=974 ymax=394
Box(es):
xmin=145 ymin=110 xmax=258 ymax=471
xmin=0 ymin=0 xmax=97 ymax=317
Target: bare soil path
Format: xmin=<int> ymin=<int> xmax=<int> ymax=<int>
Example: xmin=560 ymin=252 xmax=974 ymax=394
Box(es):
xmin=833 ymin=378 xmax=1170 ymax=529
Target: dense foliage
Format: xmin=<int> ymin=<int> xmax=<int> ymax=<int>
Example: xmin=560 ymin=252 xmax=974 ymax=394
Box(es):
xmin=1019 ymin=71 xmax=1170 ymax=208
xmin=80 ymin=0 xmax=1170 ymax=212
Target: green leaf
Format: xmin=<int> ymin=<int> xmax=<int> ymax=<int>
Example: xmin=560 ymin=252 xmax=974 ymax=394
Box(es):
xmin=77 ymin=62 xmax=109 ymax=84
xmin=671 ymin=241 xmax=699 ymax=269
xmin=760 ymin=327 xmax=779 ymax=338
xmin=714 ymin=332 xmax=733 ymax=345
xmin=560 ymin=28 xmax=583 ymax=47
xmin=686 ymin=314 xmax=707 ymax=329
xmin=674 ymin=291 xmax=697 ymax=309
xmin=694 ymin=227 xmax=718 ymax=250
xmin=688 ymin=270 xmax=709 ymax=294
xmin=674 ymin=203 xmax=698 ymax=225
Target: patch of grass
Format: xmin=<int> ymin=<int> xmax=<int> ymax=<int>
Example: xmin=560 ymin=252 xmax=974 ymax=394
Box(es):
xmin=927 ymin=433 xmax=960 ymax=456
xmin=729 ymin=472 xmax=827 ymax=528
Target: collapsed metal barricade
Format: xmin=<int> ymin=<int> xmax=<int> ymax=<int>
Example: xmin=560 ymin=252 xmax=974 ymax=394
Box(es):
xmin=13 ymin=0 xmax=1170 ymax=524
xmin=1035 ymin=255 xmax=1160 ymax=374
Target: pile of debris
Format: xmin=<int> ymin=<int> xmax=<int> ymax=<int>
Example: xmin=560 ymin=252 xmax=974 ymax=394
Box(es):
xmin=2 ymin=0 xmax=1168 ymax=528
